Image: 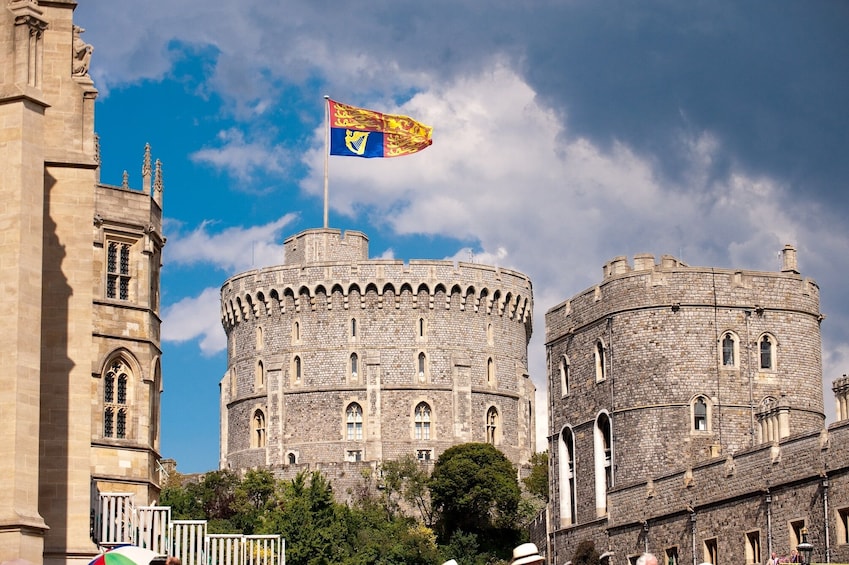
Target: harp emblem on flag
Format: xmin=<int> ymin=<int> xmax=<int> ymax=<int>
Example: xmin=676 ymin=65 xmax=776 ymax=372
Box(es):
xmin=344 ymin=130 xmax=370 ymax=155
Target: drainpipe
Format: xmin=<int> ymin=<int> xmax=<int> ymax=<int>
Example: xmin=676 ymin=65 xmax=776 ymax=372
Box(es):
xmin=823 ymin=477 xmax=830 ymax=563
xmin=690 ymin=509 xmax=697 ymax=565
xmin=766 ymin=491 xmax=773 ymax=559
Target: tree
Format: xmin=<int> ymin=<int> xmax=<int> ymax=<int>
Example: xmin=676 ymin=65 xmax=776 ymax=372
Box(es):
xmin=429 ymin=443 xmax=523 ymax=556
xmin=381 ymin=454 xmax=433 ymax=525
xmin=522 ymin=451 xmax=549 ymax=502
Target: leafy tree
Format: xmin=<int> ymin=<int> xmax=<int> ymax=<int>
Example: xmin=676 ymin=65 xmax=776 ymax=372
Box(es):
xmin=381 ymin=454 xmax=433 ymax=525
xmin=522 ymin=451 xmax=549 ymax=502
xmin=573 ymin=540 xmax=600 ymax=565
xmin=429 ymin=443 xmax=522 ymax=556
xmin=231 ymin=468 xmax=277 ymax=534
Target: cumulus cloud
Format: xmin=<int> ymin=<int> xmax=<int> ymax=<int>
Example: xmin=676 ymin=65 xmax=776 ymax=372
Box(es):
xmin=165 ymin=214 xmax=297 ymax=273
xmin=162 ymin=287 xmax=226 ymax=355
xmin=191 ymin=128 xmax=293 ymax=184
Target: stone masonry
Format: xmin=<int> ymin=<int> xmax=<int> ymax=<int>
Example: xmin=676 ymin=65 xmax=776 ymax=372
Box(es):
xmin=1 ymin=3 xmax=166 ymax=564
xmin=538 ymin=248 xmax=849 ymax=565
xmin=220 ymin=228 xmax=537 ymax=481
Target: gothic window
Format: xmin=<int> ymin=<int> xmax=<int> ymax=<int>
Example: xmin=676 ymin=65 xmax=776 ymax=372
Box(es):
xmin=594 ymin=412 xmax=612 ymax=517
xmin=559 ymin=427 xmax=577 ymax=526
xmin=665 ymin=548 xmax=678 ymax=565
xmin=418 ymin=317 xmax=426 ymax=338
xmin=417 ymin=352 xmax=428 ymax=383
xmin=350 ymin=353 xmax=359 ymax=382
xmin=255 ymin=360 xmax=264 ymax=389
xmin=560 ymin=355 xmax=570 ymax=397
xmin=415 ymin=402 xmax=431 ymax=440
xmin=595 ymin=340 xmax=607 ymax=382
xmin=104 ymin=359 xmax=130 ymax=439
xmin=106 ymin=241 xmax=131 ymax=300
xmin=759 ymin=334 xmax=776 ymax=370
xmin=703 ymin=539 xmax=718 ymax=565
xmin=346 ymin=403 xmax=363 ymax=441
xmin=351 ymin=318 xmax=357 ymax=338
xmin=486 ymin=406 xmax=499 ymax=444
xmin=693 ymin=396 xmax=708 ymax=431
xmin=252 ymin=409 xmax=266 ymax=448
xmin=288 ymin=452 xmax=297 ymax=464
xmin=256 ymin=326 xmax=263 ymax=350
xmin=721 ymin=332 xmax=738 ymax=367
xmin=745 ymin=531 xmax=761 ymax=565
xmin=293 ymin=321 xmax=300 ymax=342
xmin=293 ymin=355 xmax=302 ymax=383
xmin=487 ymin=357 xmax=495 ymax=386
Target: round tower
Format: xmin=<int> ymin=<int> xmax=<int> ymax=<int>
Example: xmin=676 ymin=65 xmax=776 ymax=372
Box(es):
xmin=220 ymin=228 xmax=535 ymax=473
xmin=546 ymin=248 xmax=824 ymax=526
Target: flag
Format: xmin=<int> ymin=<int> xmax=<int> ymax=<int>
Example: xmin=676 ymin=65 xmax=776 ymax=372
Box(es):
xmin=328 ymin=99 xmax=432 ymax=158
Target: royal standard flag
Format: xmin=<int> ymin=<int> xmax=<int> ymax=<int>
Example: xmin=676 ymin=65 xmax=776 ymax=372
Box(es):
xmin=328 ymin=99 xmax=433 ymax=158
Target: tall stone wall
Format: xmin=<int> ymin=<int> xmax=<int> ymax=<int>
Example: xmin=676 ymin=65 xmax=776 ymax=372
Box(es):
xmin=540 ymin=249 xmax=847 ymax=565
xmin=221 ymin=228 xmax=536 ymax=475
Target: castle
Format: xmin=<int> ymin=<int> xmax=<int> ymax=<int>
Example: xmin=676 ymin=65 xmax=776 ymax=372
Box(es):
xmin=219 ymin=228 xmax=537 ymax=486
xmin=1 ymin=2 xmax=165 ymax=564
xmin=534 ymin=247 xmax=849 ymax=564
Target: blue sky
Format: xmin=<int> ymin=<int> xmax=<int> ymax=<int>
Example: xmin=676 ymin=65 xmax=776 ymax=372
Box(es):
xmin=74 ymin=1 xmax=849 ymax=473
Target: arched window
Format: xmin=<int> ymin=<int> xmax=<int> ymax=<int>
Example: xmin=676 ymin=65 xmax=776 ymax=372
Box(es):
xmin=721 ymin=332 xmax=737 ymax=367
xmin=350 ymin=353 xmax=358 ymax=381
xmin=255 ymin=360 xmax=264 ymax=389
xmin=759 ymin=334 xmax=776 ymax=370
xmin=417 ymin=352 xmax=427 ymax=382
xmin=287 ymin=452 xmax=296 ymax=464
xmin=293 ymin=320 xmax=300 ymax=342
xmin=418 ymin=318 xmax=426 ymax=338
xmin=256 ymin=326 xmax=263 ymax=350
xmin=487 ymin=322 xmax=493 ymax=345
xmin=690 ymin=395 xmax=711 ymax=432
xmin=252 ymin=409 xmax=266 ymax=448
xmin=693 ymin=396 xmax=708 ymax=431
xmin=104 ymin=359 xmax=130 ymax=439
xmin=487 ymin=357 xmax=495 ymax=386
xmin=559 ymin=427 xmax=577 ymax=526
xmin=294 ymin=356 xmax=302 ymax=383
xmin=560 ymin=355 xmax=570 ymax=397
xmin=415 ymin=402 xmax=431 ymax=440
xmin=351 ymin=318 xmax=357 ymax=338
xmin=594 ymin=412 xmax=612 ymax=517
xmin=486 ymin=406 xmax=499 ymax=444
xmin=595 ymin=340 xmax=607 ymax=382
xmin=346 ymin=403 xmax=363 ymax=441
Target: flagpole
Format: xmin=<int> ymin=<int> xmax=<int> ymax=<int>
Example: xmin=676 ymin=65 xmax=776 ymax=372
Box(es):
xmin=323 ymin=95 xmax=330 ymax=229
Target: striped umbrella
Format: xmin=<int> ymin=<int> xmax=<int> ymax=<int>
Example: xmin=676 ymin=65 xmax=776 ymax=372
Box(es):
xmin=89 ymin=546 xmax=159 ymax=565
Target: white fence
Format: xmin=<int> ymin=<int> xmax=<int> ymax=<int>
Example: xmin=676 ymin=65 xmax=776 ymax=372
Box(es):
xmin=95 ymin=494 xmax=284 ymax=565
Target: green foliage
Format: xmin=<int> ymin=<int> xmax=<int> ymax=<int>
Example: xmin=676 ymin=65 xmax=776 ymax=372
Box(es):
xmin=572 ymin=540 xmax=600 ymax=565
xmin=522 ymin=451 xmax=549 ymax=503
xmin=429 ymin=443 xmax=523 ymax=557
xmin=380 ymin=454 xmax=433 ymax=525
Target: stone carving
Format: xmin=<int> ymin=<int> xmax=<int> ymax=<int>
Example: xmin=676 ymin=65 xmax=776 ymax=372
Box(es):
xmin=72 ymin=25 xmax=93 ymax=76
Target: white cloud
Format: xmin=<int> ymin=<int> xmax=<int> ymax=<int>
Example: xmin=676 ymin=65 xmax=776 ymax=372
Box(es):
xmin=166 ymin=214 xmax=297 ymax=273
xmin=162 ymin=287 xmax=226 ymax=355
xmin=190 ymin=128 xmax=293 ymax=184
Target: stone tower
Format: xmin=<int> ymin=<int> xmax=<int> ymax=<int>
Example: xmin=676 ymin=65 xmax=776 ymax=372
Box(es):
xmin=220 ymin=228 xmax=536 ymax=479
xmin=0 ymin=3 xmax=165 ymax=564
xmin=546 ymin=248 xmax=823 ymax=526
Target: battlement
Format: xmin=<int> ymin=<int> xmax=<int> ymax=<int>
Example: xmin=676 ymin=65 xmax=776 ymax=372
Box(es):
xmin=546 ymin=246 xmax=819 ymax=343
xmin=284 ymin=228 xmax=368 ymax=265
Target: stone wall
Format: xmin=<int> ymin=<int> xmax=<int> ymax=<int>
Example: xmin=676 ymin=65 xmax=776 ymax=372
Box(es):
xmin=221 ymin=228 xmax=536 ymax=476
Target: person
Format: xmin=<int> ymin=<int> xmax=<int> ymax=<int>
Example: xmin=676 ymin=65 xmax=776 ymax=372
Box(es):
xmin=510 ymin=543 xmax=544 ymax=565
xmin=636 ymin=553 xmax=659 ymax=565
xmin=790 ymin=550 xmax=800 ymax=563
xmin=165 ymin=557 xmax=181 ymax=565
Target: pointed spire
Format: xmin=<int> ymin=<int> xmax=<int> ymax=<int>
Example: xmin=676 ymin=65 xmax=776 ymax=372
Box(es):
xmin=122 ymin=170 xmax=129 ymax=189
xmin=142 ymin=143 xmax=152 ymax=195
xmin=153 ymin=159 xmax=163 ymax=207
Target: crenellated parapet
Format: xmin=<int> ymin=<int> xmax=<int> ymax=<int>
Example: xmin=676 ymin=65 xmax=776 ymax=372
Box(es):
xmin=221 ymin=258 xmax=533 ymax=333
xmin=546 ymin=247 xmax=820 ymax=343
